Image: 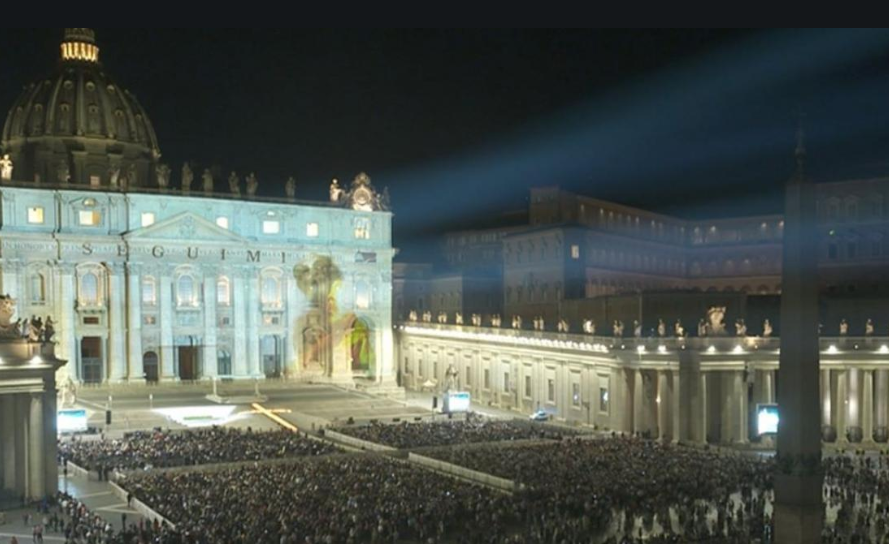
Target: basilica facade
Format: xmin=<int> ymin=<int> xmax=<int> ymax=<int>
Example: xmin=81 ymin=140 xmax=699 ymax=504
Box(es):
xmin=0 ymin=29 xmax=396 ymax=387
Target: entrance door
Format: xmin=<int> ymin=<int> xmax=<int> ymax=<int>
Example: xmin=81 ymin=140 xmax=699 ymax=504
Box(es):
xmin=262 ymin=336 xmax=281 ymax=378
xmin=143 ymin=352 xmax=159 ymax=383
xmin=178 ymin=347 xmax=199 ymax=381
xmin=80 ymin=337 xmax=103 ymax=384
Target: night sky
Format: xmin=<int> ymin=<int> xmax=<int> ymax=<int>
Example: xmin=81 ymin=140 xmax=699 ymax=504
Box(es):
xmin=4 ymin=28 xmax=889 ymax=260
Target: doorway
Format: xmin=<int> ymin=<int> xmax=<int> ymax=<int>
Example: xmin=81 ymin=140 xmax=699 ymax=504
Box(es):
xmin=80 ymin=337 xmax=103 ymax=384
xmin=178 ymin=346 xmax=199 ymax=381
xmin=143 ymin=351 xmax=159 ymax=383
xmin=262 ymin=336 xmax=282 ymax=378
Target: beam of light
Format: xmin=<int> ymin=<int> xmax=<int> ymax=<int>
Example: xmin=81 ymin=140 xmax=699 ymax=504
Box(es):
xmin=252 ymin=403 xmax=299 ymax=432
xmin=382 ymin=29 xmax=889 ymax=242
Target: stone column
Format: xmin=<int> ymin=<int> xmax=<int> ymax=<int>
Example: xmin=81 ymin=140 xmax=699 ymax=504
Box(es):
xmin=623 ymin=368 xmax=635 ymax=434
xmin=58 ymin=264 xmax=78 ymax=381
xmin=863 ymin=370 xmax=874 ymax=443
xmin=633 ymin=369 xmax=644 ymax=436
xmin=42 ymin=391 xmax=57 ymax=498
xmin=836 ymin=370 xmax=848 ymax=442
xmin=657 ymin=370 xmax=669 ymax=441
xmin=734 ymin=371 xmax=748 ymax=444
xmin=1 ymin=260 xmax=21 ymax=300
xmin=847 ymin=367 xmax=862 ymax=442
xmin=764 ymin=370 xmax=775 ymax=403
xmin=821 ymin=368 xmax=835 ymax=442
xmin=203 ymin=269 xmax=218 ymax=379
xmin=698 ymin=372 xmax=709 ymax=443
xmin=159 ymin=270 xmax=175 ymax=380
xmin=774 ymin=134 xmax=823 ymax=543
xmin=671 ymin=369 xmax=682 ymax=442
xmin=246 ymin=270 xmax=261 ymax=377
xmin=126 ymin=263 xmax=144 ymax=383
xmin=1 ymin=395 xmax=16 ymax=493
xmin=107 ymin=263 xmax=127 ymax=382
xmin=28 ymin=393 xmax=45 ymax=501
xmin=876 ymin=370 xmax=889 ymax=443
xmin=285 ymin=273 xmax=298 ymax=377
xmin=232 ymin=271 xmax=248 ymax=377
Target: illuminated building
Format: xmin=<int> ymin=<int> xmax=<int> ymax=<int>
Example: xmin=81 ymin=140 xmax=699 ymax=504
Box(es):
xmin=0 ymin=29 xmax=396 ymax=388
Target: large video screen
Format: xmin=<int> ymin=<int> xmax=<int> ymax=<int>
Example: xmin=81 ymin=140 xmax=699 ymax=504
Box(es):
xmin=444 ymin=392 xmax=471 ymax=413
xmin=757 ymin=404 xmax=779 ymax=436
xmin=58 ymin=409 xmax=89 ymax=434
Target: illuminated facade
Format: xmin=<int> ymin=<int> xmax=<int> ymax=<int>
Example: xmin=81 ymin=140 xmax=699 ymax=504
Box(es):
xmin=0 ymin=29 xmax=396 ymax=387
xmin=398 ymin=323 xmax=889 ymax=445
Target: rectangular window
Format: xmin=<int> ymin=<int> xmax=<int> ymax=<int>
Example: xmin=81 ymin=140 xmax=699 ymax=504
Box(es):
xmin=263 ymin=221 xmax=280 ymax=235
xmin=79 ymin=210 xmax=101 ymax=226
xmin=307 ymin=223 xmax=319 ymax=238
xmin=525 ymin=376 xmax=532 ymax=399
xmin=571 ymin=245 xmax=581 ymax=260
xmin=572 ymin=383 xmax=581 ymax=407
xmin=547 ymin=379 xmax=555 ymax=403
xmin=83 ymin=316 xmax=100 ymax=326
xmin=141 ymin=212 xmax=156 ymax=228
xmin=503 ymin=373 xmax=510 ymax=393
xmin=27 ymin=207 xmax=44 ymax=225
xmin=600 ymin=386 xmax=610 ymax=413
xmin=484 ymin=369 xmax=490 ymax=390
xmin=219 ymin=316 xmax=232 ymax=327
xmin=216 ymin=217 xmax=229 ymax=230
xmin=141 ymin=280 xmax=156 ymax=305
xmin=354 ymin=220 xmax=371 ymax=240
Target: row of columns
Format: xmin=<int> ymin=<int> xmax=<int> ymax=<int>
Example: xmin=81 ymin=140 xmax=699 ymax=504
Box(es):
xmin=823 ymin=368 xmax=889 ymax=443
xmin=0 ymin=392 xmax=57 ymax=502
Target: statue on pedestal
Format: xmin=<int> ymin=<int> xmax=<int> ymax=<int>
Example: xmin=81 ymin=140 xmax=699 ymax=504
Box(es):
xmin=613 ymin=320 xmax=624 ymax=338
xmin=698 ymin=319 xmax=709 ymax=337
xmin=491 ymin=315 xmax=502 ymax=328
xmin=42 ymin=316 xmax=56 ymax=344
xmin=633 ymin=320 xmax=642 ymax=338
xmin=840 ymin=319 xmax=849 ymax=336
xmin=735 ymin=319 xmax=748 ymax=337
xmin=865 ymin=319 xmax=875 ymax=337
xmin=0 ymin=296 xmax=21 ymax=338
xmin=437 ymin=312 xmax=448 ymax=325
xmin=0 ymin=154 xmax=13 ymax=181
xmin=126 ymin=163 xmax=138 ymax=188
xmin=228 ymin=172 xmax=241 ymax=197
xmin=285 ymin=177 xmax=297 ymax=200
xmin=28 ymin=316 xmax=43 ymax=343
xmin=707 ymin=307 xmax=727 ymax=336
xmin=675 ymin=320 xmax=685 ymax=338
xmin=512 ymin=316 xmax=523 ymax=330
xmin=57 ymin=161 xmax=70 ymax=184
xmin=202 ymin=169 xmax=214 ymax=194
xmin=156 ymin=163 xmax=171 ymax=190
xmin=181 ymin=163 xmax=194 ymax=193
xmin=246 ymin=173 xmax=259 ymax=197
xmin=583 ymin=320 xmax=596 ymax=335
xmin=455 ymin=313 xmax=464 ymax=326
xmin=657 ymin=319 xmax=667 ymax=338
xmin=422 ymin=311 xmax=432 ymax=323
xmin=558 ymin=319 xmax=569 ymax=333
xmin=763 ymin=319 xmax=773 ymax=338
xmin=445 ymin=364 xmax=459 ymax=392
xmin=471 ymin=314 xmax=482 ymax=327
xmin=408 ymin=310 xmax=418 ymax=323
xmin=330 ymin=179 xmax=345 ymax=203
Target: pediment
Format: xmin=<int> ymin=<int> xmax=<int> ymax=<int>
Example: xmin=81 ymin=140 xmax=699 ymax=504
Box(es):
xmin=125 ymin=212 xmax=247 ymax=244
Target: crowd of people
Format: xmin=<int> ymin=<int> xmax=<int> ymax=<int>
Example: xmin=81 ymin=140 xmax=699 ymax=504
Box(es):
xmin=332 ymin=415 xmax=573 ymax=449
xmin=124 ymin=455 xmax=518 ymax=543
xmin=58 ymin=427 xmax=339 ymax=473
xmin=427 ymin=435 xmax=776 ymax=542
xmin=30 ymin=421 xmax=889 ymax=543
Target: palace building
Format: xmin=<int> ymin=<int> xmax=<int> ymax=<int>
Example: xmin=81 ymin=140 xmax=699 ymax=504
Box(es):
xmin=0 ymin=29 xmax=396 ymax=387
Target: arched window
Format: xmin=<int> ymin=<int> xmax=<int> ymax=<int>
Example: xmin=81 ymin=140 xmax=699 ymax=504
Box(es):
xmin=261 ymin=276 xmax=281 ymax=307
xmin=177 ymin=275 xmax=197 ymax=307
xmin=80 ymin=272 xmax=99 ymax=306
xmin=217 ymin=277 xmax=231 ymax=306
xmin=142 ymin=277 xmax=157 ymax=306
xmin=30 ymin=272 xmax=46 ymax=304
xmin=354 ymin=279 xmax=372 ymax=310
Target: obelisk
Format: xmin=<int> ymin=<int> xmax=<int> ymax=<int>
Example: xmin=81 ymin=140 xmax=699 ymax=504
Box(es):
xmin=774 ymin=125 xmax=824 ymax=543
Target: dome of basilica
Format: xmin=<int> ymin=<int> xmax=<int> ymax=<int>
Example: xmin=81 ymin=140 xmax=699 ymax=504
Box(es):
xmin=1 ymin=28 xmax=162 ymax=188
